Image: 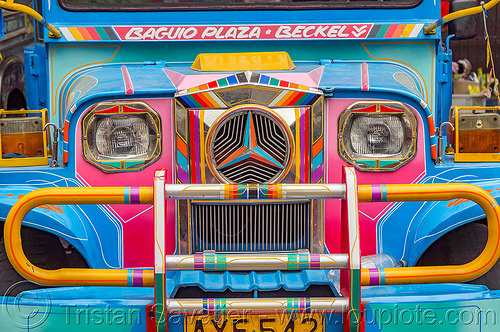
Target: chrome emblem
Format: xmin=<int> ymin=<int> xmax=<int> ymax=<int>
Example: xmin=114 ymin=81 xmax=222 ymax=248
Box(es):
xmin=209 ymin=108 xmax=291 ymax=183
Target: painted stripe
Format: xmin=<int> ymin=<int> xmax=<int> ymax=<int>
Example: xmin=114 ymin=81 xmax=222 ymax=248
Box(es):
xmin=367 ymin=24 xmax=381 ymax=38
xmin=132 ymin=270 xmax=143 ymax=287
xmin=304 ymin=108 xmax=310 ymax=182
xmin=206 ymin=91 xmax=225 ymax=107
xmin=68 ymin=27 xmax=84 ymax=41
xmin=427 ymin=115 xmax=436 ymax=136
xmin=384 ymin=24 xmax=398 ymax=38
xmin=361 ymin=62 xmax=369 ymax=91
xmin=312 ymin=164 xmax=323 ymax=183
xmin=401 ymin=24 xmax=415 ymax=38
xmin=371 ymin=185 xmax=382 ymax=201
xmin=312 ymin=151 xmax=323 ymax=170
xmin=181 ymin=96 xmax=197 ymax=108
xmin=60 ymin=27 xmax=76 ymax=41
xmin=177 ymin=164 xmax=188 ymax=183
xmin=227 ymin=75 xmax=238 ymax=85
xmin=380 ymin=268 xmax=386 ymax=285
xmin=288 ymin=91 xmax=307 ymax=106
xmin=393 ymin=24 xmax=407 ymax=37
xmin=130 ymin=187 xmax=141 ymax=204
xmin=409 ymin=24 xmax=424 ymax=38
xmin=86 ymin=27 xmax=101 ymax=40
xmin=95 ymin=27 xmax=110 ymax=40
xmin=194 ymin=111 xmax=202 ymax=182
xmin=121 ymin=65 xmax=134 ymax=95
xmin=375 ymin=25 xmax=390 ymax=38
xmin=103 ymin=27 xmax=119 ymax=40
xmin=270 ymin=90 xmax=290 ymax=107
xmin=77 ymin=27 xmax=92 ymax=40
xmin=124 ymin=187 xmax=131 ymax=204
xmin=369 ymin=268 xmax=379 ymax=285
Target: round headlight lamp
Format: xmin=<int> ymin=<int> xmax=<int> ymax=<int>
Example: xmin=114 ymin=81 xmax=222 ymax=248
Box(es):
xmin=82 ymin=102 xmax=161 ymax=172
xmin=338 ymin=102 xmax=417 ymax=171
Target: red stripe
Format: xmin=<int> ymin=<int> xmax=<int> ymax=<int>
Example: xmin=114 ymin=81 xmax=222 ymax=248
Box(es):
xmin=384 ymin=24 xmax=399 ymax=38
xmin=86 ymin=27 xmax=101 ymax=40
xmin=191 ymin=93 xmax=210 ymax=108
xmin=208 ymin=81 xmax=218 ymax=89
xmin=279 ymin=80 xmax=289 ymax=87
xmin=288 ymin=92 xmax=306 ymax=106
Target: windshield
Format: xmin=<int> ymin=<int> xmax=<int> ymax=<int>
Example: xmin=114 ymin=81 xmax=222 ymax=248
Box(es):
xmin=60 ymin=0 xmax=421 ymax=11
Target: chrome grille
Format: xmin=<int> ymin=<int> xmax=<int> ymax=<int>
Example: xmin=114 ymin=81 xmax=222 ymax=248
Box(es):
xmin=210 ymin=110 xmax=291 ymax=184
xmin=192 ymin=201 xmax=310 ymax=253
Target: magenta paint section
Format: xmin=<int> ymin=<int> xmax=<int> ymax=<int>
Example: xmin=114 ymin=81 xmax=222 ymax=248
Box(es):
xmin=75 ymin=98 xmax=175 ymax=268
xmin=324 ymin=99 xmax=425 ymax=256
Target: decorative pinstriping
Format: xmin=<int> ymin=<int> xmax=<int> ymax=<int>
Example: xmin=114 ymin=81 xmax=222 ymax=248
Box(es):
xmin=210 ymin=110 xmax=291 ymax=184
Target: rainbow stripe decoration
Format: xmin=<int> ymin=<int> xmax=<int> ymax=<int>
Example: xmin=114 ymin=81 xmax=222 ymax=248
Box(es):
xmin=193 ymin=254 xmax=227 ymax=271
xmin=287 ymin=253 xmax=321 ymax=270
xmin=176 ymin=71 xmax=321 ymax=109
xmin=368 ymin=268 xmax=386 ymax=286
xmin=367 ymin=23 xmax=424 ymax=38
xmin=202 ymin=299 xmax=227 ymax=314
xmin=126 ymin=269 xmax=146 ymax=287
xmin=223 ymin=184 xmax=283 ymax=199
xmin=60 ymin=27 xmax=119 ymax=41
xmin=286 ymin=298 xmax=312 ymax=313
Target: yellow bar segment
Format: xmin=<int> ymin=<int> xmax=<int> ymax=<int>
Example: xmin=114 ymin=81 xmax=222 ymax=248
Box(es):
xmin=4 ymin=187 xmax=154 ymax=287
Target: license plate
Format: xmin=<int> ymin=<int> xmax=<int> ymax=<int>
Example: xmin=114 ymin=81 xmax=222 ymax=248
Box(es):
xmin=185 ymin=313 xmax=323 ymax=332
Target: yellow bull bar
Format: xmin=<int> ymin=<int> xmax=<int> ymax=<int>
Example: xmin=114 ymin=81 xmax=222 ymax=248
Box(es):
xmin=3 ymin=182 xmax=500 ymax=287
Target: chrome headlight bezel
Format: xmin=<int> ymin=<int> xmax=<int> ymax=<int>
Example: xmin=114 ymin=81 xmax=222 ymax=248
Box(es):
xmin=338 ymin=101 xmax=418 ymax=171
xmin=82 ymin=101 xmax=162 ymax=172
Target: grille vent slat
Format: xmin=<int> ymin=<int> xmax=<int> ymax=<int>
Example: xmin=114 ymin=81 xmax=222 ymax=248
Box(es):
xmin=192 ymin=202 xmax=310 ymax=253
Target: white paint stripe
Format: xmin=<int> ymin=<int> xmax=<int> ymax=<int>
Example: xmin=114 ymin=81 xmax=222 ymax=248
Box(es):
xmin=409 ymin=24 xmax=424 ymax=38
xmin=154 ymin=169 xmax=166 ymax=274
xmin=60 ymin=27 xmax=76 ymax=41
xmin=269 ymin=90 xmax=290 ymax=107
xmin=207 ymin=91 xmax=226 ymax=107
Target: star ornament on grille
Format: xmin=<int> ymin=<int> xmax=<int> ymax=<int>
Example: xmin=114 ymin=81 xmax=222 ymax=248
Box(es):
xmin=216 ymin=111 xmax=283 ymax=171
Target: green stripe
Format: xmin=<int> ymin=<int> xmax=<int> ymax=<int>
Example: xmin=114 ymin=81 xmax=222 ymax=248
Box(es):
xmin=95 ymin=27 xmax=111 ymax=40
xmin=269 ymin=78 xmax=280 ymax=86
xmin=375 ymin=25 xmax=390 ymax=38
xmin=217 ymin=78 xmax=229 ymax=87
xmin=186 ymin=95 xmax=202 ymax=108
xmin=155 ymin=273 xmax=167 ymax=332
xmin=349 ymin=269 xmax=361 ymax=332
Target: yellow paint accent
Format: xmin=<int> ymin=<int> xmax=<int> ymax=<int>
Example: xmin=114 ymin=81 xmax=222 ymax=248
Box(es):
xmin=4 ymin=187 xmax=154 ymax=287
xmin=191 ymin=52 xmax=295 ymax=71
xmin=401 ymin=24 xmax=415 ymax=38
xmin=295 ymin=108 xmax=301 ymax=183
xmin=68 ymin=27 xmax=84 ymax=41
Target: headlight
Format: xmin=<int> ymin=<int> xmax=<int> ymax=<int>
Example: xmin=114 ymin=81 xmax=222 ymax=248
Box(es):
xmin=82 ymin=102 xmax=161 ymax=172
xmin=338 ymin=102 xmax=417 ymax=171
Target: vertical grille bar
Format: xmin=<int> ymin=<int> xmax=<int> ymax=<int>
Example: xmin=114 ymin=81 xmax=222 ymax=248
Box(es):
xmin=192 ymin=201 xmax=310 ymax=253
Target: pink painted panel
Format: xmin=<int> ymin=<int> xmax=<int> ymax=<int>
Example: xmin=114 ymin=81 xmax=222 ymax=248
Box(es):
xmin=75 ymin=98 xmax=175 ymax=268
xmin=324 ymin=98 xmax=426 ymax=256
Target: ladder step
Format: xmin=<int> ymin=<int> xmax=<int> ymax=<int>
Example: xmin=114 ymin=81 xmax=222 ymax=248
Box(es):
xmin=166 ymin=297 xmax=349 ymax=314
xmin=165 ymin=253 xmax=349 ymax=271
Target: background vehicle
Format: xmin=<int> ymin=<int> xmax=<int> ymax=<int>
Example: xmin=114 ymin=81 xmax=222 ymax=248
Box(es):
xmin=0 ymin=0 xmax=500 ymax=331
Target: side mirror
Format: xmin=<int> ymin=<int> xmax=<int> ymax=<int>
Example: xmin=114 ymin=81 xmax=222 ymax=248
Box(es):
xmin=448 ymin=0 xmax=479 ymax=40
